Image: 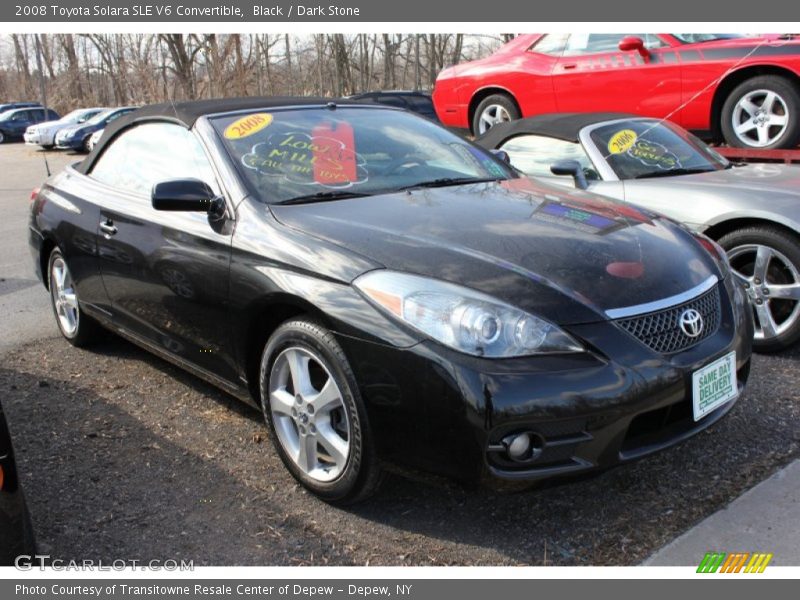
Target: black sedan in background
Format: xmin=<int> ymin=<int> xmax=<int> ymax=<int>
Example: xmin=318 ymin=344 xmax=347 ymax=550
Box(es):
xmin=29 ymin=98 xmax=752 ymax=503
xmin=1 ymin=402 xmax=35 ymax=564
xmin=345 ymin=91 xmax=439 ymax=122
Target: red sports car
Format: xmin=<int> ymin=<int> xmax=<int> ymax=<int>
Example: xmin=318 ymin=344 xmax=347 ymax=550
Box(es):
xmin=433 ymin=34 xmax=800 ymax=149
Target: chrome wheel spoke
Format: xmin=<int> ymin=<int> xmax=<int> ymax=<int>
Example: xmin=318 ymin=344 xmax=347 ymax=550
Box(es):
xmin=735 ymin=121 xmax=757 ymax=135
xmin=753 ymin=245 xmax=773 ymax=282
xmin=738 ymin=98 xmax=759 ymax=116
xmin=769 ymin=283 xmax=800 ymax=300
xmin=62 ymin=292 xmax=78 ymax=310
xmin=757 ymin=126 xmax=770 ymax=146
xmin=316 ymin=422 xmax=349 ymax=469
xmin=309 ymin=378 xmax=341 ymax=414
xmin=769 ymin=114 xmax=788 ymax=126
xmin=296 ymin=433 xmax=318 ymax=473
xmin=270 ymin=389 xmax=296 ymax=417
xmin=756 ymin=302 xmax=779 ymax=338
xmin=762 ymin=91 xmax=778 ymax=113
xmin=285 ymin=349 xmax=314 ymax=396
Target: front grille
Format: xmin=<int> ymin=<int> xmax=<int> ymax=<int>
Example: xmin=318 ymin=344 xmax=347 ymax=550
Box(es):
xmin=615 ymin=285 xmax=721 ymax=354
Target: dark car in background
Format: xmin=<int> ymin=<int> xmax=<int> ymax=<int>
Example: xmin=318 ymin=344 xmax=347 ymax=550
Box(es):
xmin=55 ymin=106 xmax=138 ymax=152
xmin=346 ymin=90 xmax=439 ymax=121
xmin=0 ymin=107 xmax=59 ymax=144
xmin=30 ymin=98 xmax=751 ymax=504
xmin=1 ymin=402 xmax=36 ymax=565
xmin=0 ymin=101 xmax=41 ymax=114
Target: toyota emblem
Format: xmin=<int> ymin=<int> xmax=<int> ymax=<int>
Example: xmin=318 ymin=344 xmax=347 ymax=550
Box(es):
xmin=679 ymin=308 xmax=704 ymax=338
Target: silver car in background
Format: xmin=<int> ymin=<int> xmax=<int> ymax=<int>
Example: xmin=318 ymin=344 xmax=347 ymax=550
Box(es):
xmin=24 ymin=107 xmax=107 ymax=149
xmin=479 ymin=113 xmax=800 ymax=352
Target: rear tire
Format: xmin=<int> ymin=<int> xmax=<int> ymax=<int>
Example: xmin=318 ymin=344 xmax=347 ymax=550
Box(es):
xmin=472 ymin=94 xmax=520 ymax=136
xmin=259 ymin=318 xmax=382 ymax=504
xmin=718 ymin=226 xmax=800 ymax=352
xmin=47 ymin=248 xmax=102 ymax=347
xmin=721 ymin=76 xmax=800 ymax=149
xmin=0 ymin=131 xmax=6 ymax=144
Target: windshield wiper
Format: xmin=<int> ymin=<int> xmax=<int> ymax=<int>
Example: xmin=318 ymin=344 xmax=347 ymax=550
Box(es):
xmin=633 ymin=168 xmax=715 ymax=179
xmin=276 ymin=190 xmax=371 ymax=205
xmin=397 ymin=177 xmax=502 ymax=191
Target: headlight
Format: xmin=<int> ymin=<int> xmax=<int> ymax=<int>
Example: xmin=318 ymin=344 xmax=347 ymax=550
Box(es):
xmin=694 ymin=233 xmax=731 ymax=277
xmin=354 ymin=270 xmax=583 ymax=357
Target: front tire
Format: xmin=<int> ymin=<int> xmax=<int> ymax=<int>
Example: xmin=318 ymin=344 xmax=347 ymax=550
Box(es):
xmin=259 ymin=318 xmax=382 ymax=504
xmin=0 ymin=131 xmax=6 ymax=144
xmin=47 ymin=248 xmax=102 ymax=347
xmin=472 ymin=93 xmax=520 ymax=136
xmin=721 ymin=76 xmax=800 ymax=149
xmin=81 ymin=135 xmax=93 ymax=153
xmin=718 ymin=226 xmax=800 ymax=352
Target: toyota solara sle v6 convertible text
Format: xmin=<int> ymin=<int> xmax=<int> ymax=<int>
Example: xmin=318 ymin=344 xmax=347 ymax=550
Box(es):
xmin=29 ymin=98 xmax=753 ymax=503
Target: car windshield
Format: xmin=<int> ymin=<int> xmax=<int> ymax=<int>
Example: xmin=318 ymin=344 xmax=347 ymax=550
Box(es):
xmin=587 ymin=119 xmax=729 ymax=180
xmin=671 ymin=34 xmax=745 ymax=43
xmin=211 ymin=106 xmax=512 ymax=204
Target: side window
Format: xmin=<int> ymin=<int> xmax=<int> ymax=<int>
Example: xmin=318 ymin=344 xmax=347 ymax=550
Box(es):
xmin=499 ymin=135 xmax=598 ymax=181
xmin=530 ymin=34 xmax=569 ymax=56
xmin=90 ymin=122 xmax=219 ymax=198
xmin=12 ymin=111 xmax=29 ymax=122
xmin=564 ymin=34 xmax=666 ymax=56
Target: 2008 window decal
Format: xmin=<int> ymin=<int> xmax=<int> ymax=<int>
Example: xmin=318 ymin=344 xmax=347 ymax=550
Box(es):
xmin=626 ymin=138 xmax=682 ymax=170
xmin=240 ymin=130 xmax=369 ymax=188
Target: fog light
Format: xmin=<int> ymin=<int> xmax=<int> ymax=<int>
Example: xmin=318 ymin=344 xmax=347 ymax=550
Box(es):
xmin=506 ymin=433 xmax=531 ymax=460
xmin=501 ymin=431 xmax=545 ymax=463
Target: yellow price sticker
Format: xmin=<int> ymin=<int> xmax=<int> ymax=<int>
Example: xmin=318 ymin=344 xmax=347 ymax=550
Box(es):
xmin=607 ymin=129 xmax=638 ymax=155
xmin=224 ymin=113 xmax=273 ymax=140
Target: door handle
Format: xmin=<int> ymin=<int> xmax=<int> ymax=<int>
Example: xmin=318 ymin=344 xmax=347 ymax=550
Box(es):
xmin=99 ymin=219 xmax=118 ymax=236
xmin=562 ymin=63 xmax=577 ymax=70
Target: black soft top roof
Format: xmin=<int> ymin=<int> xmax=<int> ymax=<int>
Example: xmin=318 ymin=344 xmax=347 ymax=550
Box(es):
xmin=475 ymin=112 xmax=641 ymax=148
xmin=76 ymin=96 xmax=365 ymax=174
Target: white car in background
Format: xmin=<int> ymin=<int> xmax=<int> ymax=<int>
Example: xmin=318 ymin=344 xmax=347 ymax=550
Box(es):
xmin=87 ymin=128 xmax=104 ymax=151
xmin=24 ymin=107 xmax=107 ymax=149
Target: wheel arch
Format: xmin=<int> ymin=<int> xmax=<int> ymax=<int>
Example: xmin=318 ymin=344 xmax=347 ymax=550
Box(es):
xmin=240 ymin=294 xmax=336 ymax=401
xmin=702 ymin=215 xmax=800 ymax=243
xmin=710 ymin=65 xmax=800 ymax=142
xmin=468 ymin=86 xmax=521 ymax=134
xmin=39 ymin=235 xmax=57 ymax=290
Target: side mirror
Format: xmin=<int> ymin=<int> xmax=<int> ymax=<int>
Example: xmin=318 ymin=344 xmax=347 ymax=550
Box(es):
xmin=618 ymin=36 xmax=650 ymax=59
xmin=550 ymin=159 xmax=589 ymax=190
xmin=490 ymin=148 xmax=511 ymax=164
xmin=152 ymin=179 xmax=221 ymax=213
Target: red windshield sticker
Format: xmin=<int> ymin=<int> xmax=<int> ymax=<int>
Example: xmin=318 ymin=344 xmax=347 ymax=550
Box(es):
xmin=312 ymin=122 xmax=357 ymax=185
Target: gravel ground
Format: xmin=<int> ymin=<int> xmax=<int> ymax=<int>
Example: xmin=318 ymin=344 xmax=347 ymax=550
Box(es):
xmin=1 ymin=333 xmax=798 ymax=566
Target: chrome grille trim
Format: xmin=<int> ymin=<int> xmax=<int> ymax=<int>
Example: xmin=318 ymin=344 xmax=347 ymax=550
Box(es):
xmin=605 ymin=275 xmax=719 ymax=319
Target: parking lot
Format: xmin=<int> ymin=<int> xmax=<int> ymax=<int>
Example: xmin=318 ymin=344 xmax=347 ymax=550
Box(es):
xmin=1 ymin=141 xmax=799 ymax=566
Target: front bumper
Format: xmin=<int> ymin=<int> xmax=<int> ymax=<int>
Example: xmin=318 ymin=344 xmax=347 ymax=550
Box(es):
xmin=337 ymin=276 xmax=753 ymax=484
xmin=24 ymin=131 xmax=47 ymax=146
xmin=55 ymin=137 xmax=82 ymax=150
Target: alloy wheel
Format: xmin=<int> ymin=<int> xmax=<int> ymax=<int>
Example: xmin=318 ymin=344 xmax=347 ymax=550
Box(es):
xmin=731 ymin=89 xmax=790 ymax=148
xmin=50 ymin=256 xmax=80 ymax=337
xmin=268 ymin=346 xmax=351 ymax=482
xmin=478 ymin=104 xmax=512 ymax=134
xmin=728 ymin=243 xmax=800 ymax=342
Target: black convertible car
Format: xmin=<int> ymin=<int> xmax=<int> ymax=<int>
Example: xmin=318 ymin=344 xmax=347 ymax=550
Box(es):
xmin=1 ymin=402 xmax=36 ymax=564
xmin=29 ymin=98 xmax=752 ymax=503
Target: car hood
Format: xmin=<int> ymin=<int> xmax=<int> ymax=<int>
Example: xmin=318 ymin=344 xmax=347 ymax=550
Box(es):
xmin=271 ymin=178 xmax=719 ymax=325
xmin=623 ymin=164 xmax=800 ymax=223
